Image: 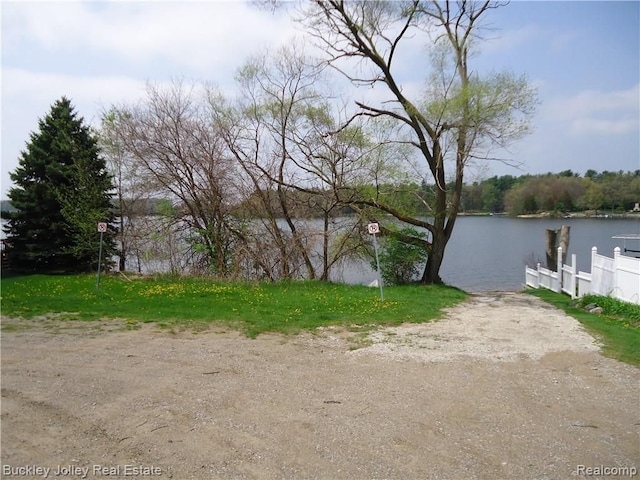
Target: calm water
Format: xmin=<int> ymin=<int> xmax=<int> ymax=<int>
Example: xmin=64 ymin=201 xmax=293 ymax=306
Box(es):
xmin=338 ymin=216 xmax=640 ymax=292
xmin=3 ymin=217 xmax=639 ymax=292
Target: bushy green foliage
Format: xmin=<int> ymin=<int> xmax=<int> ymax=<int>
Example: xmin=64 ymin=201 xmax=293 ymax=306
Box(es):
xmin=372 ymin=227 xmax=429 ymax=285
xmin=576 ymin=295 xmax=640 ymax=325
xmin=4 ymin=97 xmax=115 ymax=273
xmin=459 ymin=170 xmax=639 ymax=215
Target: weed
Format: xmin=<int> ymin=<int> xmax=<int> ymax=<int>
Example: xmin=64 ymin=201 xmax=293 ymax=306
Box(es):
xmin=1 ymin=274 xmax=467 ymax=338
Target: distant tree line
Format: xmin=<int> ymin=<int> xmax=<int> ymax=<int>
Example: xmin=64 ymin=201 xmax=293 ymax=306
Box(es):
xmin=460 ymin=170 xmax=640 ymax=216
xmin=4 ymin=169 xmax=636 ymax=221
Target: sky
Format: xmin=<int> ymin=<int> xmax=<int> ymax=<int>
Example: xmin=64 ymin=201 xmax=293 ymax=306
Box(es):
xmin=1 ymin=0 xmax=639 ymax=200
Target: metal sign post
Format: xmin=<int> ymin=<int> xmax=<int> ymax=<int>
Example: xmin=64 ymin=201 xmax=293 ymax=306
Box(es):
xmin=368 ymin=222 xmax=384 ymax=301
xmin=96 ymin=222 xmax=107 ymax=288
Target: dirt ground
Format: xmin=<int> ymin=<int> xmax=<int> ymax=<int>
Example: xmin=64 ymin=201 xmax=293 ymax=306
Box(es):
xmin=1 ymin=292 xmax=638 ymax=480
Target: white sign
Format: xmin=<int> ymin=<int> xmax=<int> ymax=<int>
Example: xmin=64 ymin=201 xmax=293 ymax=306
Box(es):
xmin=367 ymin=223 xmax=380 ymax=235
xmin=97 ymin=222 xmax=107 ymax=233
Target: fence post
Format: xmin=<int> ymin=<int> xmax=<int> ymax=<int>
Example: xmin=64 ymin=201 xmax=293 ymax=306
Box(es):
xmin=591 ymin=246 xmax=597 ymax=291
xmin=614 ymin=247 xmax=621 ymax=300
xmin=570 ymin=253 xmax=577 ymax=299
xmin=556 ymin=246 xmax=563 ymax=292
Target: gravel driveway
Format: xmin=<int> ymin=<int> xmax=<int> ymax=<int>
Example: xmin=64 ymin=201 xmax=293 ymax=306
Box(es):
xmin=1 ymin=292 xmax=638 ymax=479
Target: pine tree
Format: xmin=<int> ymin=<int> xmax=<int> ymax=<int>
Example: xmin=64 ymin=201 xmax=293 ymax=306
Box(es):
xmin=4 ymin=97 xmax=116 ymax=273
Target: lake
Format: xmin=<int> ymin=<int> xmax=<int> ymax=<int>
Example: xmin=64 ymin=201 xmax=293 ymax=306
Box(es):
xmin=3 ymin=216 xmax=639 ymax=292
xmin=338 ymin=216 xmax=640 ymax=292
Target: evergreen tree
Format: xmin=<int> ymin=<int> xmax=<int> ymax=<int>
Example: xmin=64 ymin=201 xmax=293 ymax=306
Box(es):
xmin=4 ymin=97 xmax=116 ymax=273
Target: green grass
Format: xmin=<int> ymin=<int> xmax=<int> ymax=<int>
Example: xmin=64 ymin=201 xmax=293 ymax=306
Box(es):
xmin=526 ymin=289 xmax=640 ymax=366
xmin=0 ymin=274 xmax=467 ymax=338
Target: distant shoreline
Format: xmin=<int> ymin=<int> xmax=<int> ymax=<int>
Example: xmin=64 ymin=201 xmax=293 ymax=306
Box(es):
xmin=458 ymin=211 xmax=640 ymax=219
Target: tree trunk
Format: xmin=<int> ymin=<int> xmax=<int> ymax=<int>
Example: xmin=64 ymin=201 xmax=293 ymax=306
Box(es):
xmin=119 ymin=242 xmax=126 ymax=272
xmin=421 ymin=230 xmax=446 ymax=284
xmin=559 ymin=225 xmax=570 ymax=265
xmin=546 ymin=229 xmax=558 ymax=271
xmin=321 ymin=212 xmax=330 ymax=281
xmin=422 ymin=251 xmax=444 ymax=284
xmin=546 ymin=226 xmax=570 ymax=271
xmin=118 ymin=207 xmax=127 ymax=271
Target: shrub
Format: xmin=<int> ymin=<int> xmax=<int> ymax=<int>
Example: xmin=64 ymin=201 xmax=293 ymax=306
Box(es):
xmin=576 ymin=295 xmax=640 ymax=325
xmin=372 ymin=226 xmax=428 ymax=286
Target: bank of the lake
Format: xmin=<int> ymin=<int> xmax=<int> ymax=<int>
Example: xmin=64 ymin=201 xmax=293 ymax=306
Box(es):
xmin=338 ymin=216 xmax=640 ymax=292
xmin=439 ymin=216 xmax=639 ymax=292
xmin=2 ymin=216 xmax=639 ymax=293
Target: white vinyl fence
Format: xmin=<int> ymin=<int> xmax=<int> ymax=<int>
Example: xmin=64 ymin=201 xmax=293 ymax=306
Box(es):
xmin=525 ymin=246 xmax=640 ymax=305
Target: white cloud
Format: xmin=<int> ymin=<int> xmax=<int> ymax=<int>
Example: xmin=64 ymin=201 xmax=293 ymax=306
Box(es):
xmin=3 ymin=2 xmax=298 ymax=75
xmin=1 ymin=69 xmax=151 ymax=197
xmin=571 ymin=118 xmax=639 ymax=136
xmin=3 ymin=68 xmax=148 ymax=111
xmin=481 ymin=25 xmax=539 ymax=54
xmin=2 ymin=0 xmax=638 ymax=197
xmin=548 ymin=84 xmax=639 ymax=118
xmin=0 ymin=1 xmax=300 ymax=198
xmin=543 ymin=84 xmax=640 ymax=136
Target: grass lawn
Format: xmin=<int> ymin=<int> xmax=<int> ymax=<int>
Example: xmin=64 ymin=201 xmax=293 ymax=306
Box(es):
xmin=527 ymin=289 xmax=640 ymax=366
xmin=0 ymin=273 xmax=467 ymax=338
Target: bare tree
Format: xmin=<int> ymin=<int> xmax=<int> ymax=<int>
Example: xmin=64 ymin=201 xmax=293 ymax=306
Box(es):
xmin=106 ymin=81 xmax=238 ymax=276
xmin=100 ymin=108 xmax=154 ymax=272
xmin=211 ymin=44 xmax=371 ymax=281
xmin=298 ymin=1 xmax=537 ymax=283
